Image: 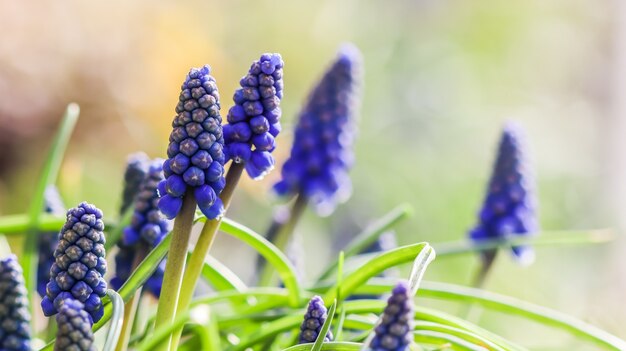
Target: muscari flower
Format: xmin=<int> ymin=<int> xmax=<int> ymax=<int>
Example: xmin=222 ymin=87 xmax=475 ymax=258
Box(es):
xmin=224 ymin=53 xmax=284 ymax=180
xmin=158 ymin=65 xmax=226 ymax=220
xmin=112 ymin=159 xmax=171 ymax=296
xmin=368 ymin=281 xmax=413 ymax=351
xmin=468 ymin=122 xmax=538 ymax=264
xmin=120 ymin=152 xmax=150 ymax=215
xmin=37 ymin=186 xmax=66 ymax=298
xmin=54 ymin=299 xmax=95 ymax=351
xmin=274 ymin=44 xmax=362 ymax=216
xmin=0 ymin=255 xmax=31 ymax=351
xmin=42 ymin=202 xmax=108 ymax=323
xmin=298 ymin=295 xmax=333 ymax=344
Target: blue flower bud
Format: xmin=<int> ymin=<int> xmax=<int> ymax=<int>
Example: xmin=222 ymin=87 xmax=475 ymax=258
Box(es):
xmin=158 ymin=65 xmax=226 ymax=220
xmin=298 ymin=296 xmax=333 ymax=344
xmin=469 ymin=122 xmax=538 ymax=264
xmin=54 ymin=299 xmax=95 ymax=351
xmin=0 ymin=255 xmax=31 ymax=351
xmin=224 ymin=54 xmax=284 ymax=179
xmin=274 ymin=44 xmax=362 ymax=216
xmin=42 ymin=202 xmax=107 ymax=322
xmin=368 ymin=281 xmax=413 ymax=351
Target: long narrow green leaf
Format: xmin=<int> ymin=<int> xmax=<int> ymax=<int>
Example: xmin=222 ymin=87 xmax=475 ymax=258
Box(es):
xmin=323 ymin=243 xmax=431 ymax=302
xmin=199 ymin=254 xmax=247 ymax=292
xmin=281 ymin=342 xmax=362 ymax=351
xmin=22 ymin=103 xmax=79 ymax=317
xmin=311 ymin=300 xmax=336 ymax=351
xmin=413 ymin=330 xmax=489 ymax=351
xmin=217 ymin=218 xmax=301 ymax=306
xmin=317 ymin=205 xmax=412 ymax=281
xmin=103 ymin=290 xmax=125 ymax=351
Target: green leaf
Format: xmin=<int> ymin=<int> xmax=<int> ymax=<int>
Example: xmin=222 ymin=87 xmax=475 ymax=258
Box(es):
xmin=317 ymin=205 xmax=412 ymax=282
xmin=21 ymin=103 xmax=79 ymax=316
xmin=323 ymin=243 xmax=432 ymax=302
xmin=199 ymin=254 xmax=247 ymax=292
xmin=218 ymin=218 xmax=302 ymax=306
xmin=102 ymin=290 xmax=125 ymax=351
xmin=281 ymin=342 xmax=363 ymax=351
xmin=311 ymin=300 xmax=336 ymax=351
xmin=407 ymin=244 xmax=436 ymax=295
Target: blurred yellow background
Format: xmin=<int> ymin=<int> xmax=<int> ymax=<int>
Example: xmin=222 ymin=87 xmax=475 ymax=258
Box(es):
xmin=1 ymin=0 xmax=624 ymax=347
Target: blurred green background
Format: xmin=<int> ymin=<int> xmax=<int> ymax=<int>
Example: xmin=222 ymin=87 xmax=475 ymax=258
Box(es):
xmin=1 ymin=0 xmax=624 ymax=348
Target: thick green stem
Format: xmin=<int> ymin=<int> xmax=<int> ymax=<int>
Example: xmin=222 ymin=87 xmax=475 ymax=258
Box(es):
xmin=115 ymin=246 xmax=147 ymax=351
xmin=257 ymin=194 xmax=307 ymax=286
xmin=168 ymin=163 xmax=244 ymax=351
xmin=153 ymin=192 xmax=197 ymax=351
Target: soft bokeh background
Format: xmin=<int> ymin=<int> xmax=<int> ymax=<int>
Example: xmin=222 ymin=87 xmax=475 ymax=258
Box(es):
xmin=1 ymin=0 xmax=625 ymax=348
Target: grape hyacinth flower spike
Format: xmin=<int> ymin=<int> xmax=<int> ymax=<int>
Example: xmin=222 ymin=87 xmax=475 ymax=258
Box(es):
xmin=112 ymin=158 xmax=171 ymax=296
xmin=41 ymin=202 xmax=107 ymax=323
xmin=54 ymin=299 xmax=95 ymax=351
xmin=158 ymin=65 xmax=227 ymax=220
xmin=274 ymin=44 xmax=363 ymax=216
xmin=120 ymin=152 xmax=150 ymax=215
xmin=224 ymin=53 xmax=285 ymax=180
xmin=0 ymin=255 xmax=31 ymax=351
xmin=37 ymin=186 xmax=66 ymax=298
xmin=469 ymin=122 xmax=538 ymax=266
xmin=367 ymin=281 xmax=414 ymax=351
xmin=298 ymin=296 xmax=333 ymax=343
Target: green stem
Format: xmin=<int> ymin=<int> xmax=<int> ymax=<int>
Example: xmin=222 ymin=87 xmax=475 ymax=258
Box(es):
xmin=257 ymin=194 xmax=307 ymax=286
xmin=169 ymin=163 xmax=244 ymax=351
xmin=115 ymin=246 xmax=147 ymax=351
xmin=153 ymin=191 xmax=197 ymax=351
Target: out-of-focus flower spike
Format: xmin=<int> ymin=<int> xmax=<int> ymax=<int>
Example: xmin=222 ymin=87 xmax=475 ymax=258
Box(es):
xmin=158 ymin=65 xmax=226 ymax=220
xmin=120 ymin=152 xmax=150 ymax=215
xmin=224 ymin=53 xmax=284 ymax=180
xmin=37 ymin=186 xmax=66 ymax=298
xmin=469 ymin=122 xmax=538 ymax=264
xmin=298 ymin=296 xmax=333 ymax=344
xmin=0 ymin=255 xmax=31 ymax=351
xmin=112 ymin=159 xmax=172 ymax=297
xmin=41 ymin=202 xmax=108 ymax=322
xmin=54 ymin=299 xmax=96 ymax=351
xmin=367 ymin=281 xmax=413 ymax=351
xmin=273 ymin=44 xmax=362 ymax=216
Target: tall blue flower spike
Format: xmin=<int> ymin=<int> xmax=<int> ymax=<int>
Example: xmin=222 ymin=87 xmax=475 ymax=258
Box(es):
xmin=41 ymin=202 xmax=108 ymax=323
xmin=37 ymin=186 xmax=66 ymax=298
xmin=0 ymin=255 xmax=31 ymax=351
xmin=112 ymin=159 xmax=171 ymax=296
xmin=368 ymin=281 xmax=413 ymax=351
xmin=274 ymin=44 xmax=362 ymax=216
xmin=223 ymin=53 xmax=285 ymax=180
xmin=469 ymin=122 xmax=538 ymax=264
xmin=54 ymin=299 xmax=96 ymax=351
xmin=298 ymin=296 xmax=333 ymax=343
xmin=158 ymin=65 xmax=227 ymax=220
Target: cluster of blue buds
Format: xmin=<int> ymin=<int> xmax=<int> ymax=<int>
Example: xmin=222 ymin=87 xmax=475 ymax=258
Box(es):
xmin=158 ymin=65 xmax=227 ymax=220
xmin=298 ymin=295 xmax=333 ymax=343
xmin=368 ymin=281 xmax=414 ymax=351
xmin=42 ymin=202 xmax=108 ymax=323
xmin=112 ymin=159 xmax=171 ymax=296
xmin=224 ymin=53 xmax=284 ymax=180
xmin=469 ymin=122 xmax=538 ymax=264
xmin=120 ymin=153 xmax=150 ymax=214
xmin=0 ymin=255 xmax=31 ymax=351
xmin=54 ymin=299 xmax=95 ymax=351
xmin=37 ymin=186 xmax=66 ymax=298
xmin=274 ymin=44 xmax=362 ymax=216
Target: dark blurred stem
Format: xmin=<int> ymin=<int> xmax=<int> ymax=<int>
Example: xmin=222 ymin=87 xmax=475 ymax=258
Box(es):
xmin=169 ymin=162 xmax=244 ymax=351
xmin=463 ymin=249 xmax=498 ymax=321
xmin=115 ymin=245 xmax=148 ymax=351
xmin=153 ymin=191 xmax=197 ymax=351
xmin=257 ymin=194 xmax=307 ymax=286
